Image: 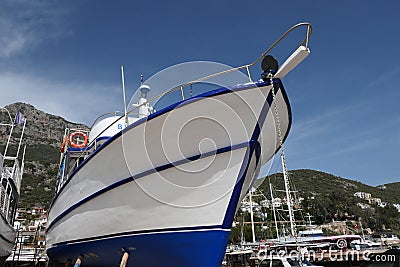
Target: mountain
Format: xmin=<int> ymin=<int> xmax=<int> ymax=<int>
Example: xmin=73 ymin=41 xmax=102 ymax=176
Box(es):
xmin=386 ymin=182 xmax=400 ymax=192
xmin=0 ymin=102 xmax=88 ymax=209
xmin=260 ymin=169 xmax=400 ymax=204
xmin=257 ymin=169 xmax=400 ymax=233
xmin=1 ymin=102 xmax=399 ymax=233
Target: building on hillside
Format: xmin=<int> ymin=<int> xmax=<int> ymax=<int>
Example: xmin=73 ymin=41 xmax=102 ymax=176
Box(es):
xmin=393 ymin=204 xmax=400 ymax=212
xmin=260 ymin=199 xmax=270 ymax=208
xmin=31 ymin=206 xmax=45 ymax=216
xmin=33 ymin=214 xmax=48 ymax=230
xmin=354 ymin=192 xmax=372 ymax=199
xmin=357 ymin=202 xmax=371 ymax=209
xmin=378 ymin=202 xmax=387 ymax=208
xmin=272 ymin=197 xmax=282 ymax=208
xmin=367 ymin=197 xmax=382 ymax=205
xmin=13 ymin=207 xmax=48 ymax=230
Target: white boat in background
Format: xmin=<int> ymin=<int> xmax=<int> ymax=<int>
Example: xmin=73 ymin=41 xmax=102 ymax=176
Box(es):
xmin=46 ymin=23 xmax=312 ymax=266
xmin=223 ymin=250 xmax=324 ymax=267
xmin=0 ymin=108 xmax=26 ymax=264
xmin=258 ymin=255 xmax=324 ymax=267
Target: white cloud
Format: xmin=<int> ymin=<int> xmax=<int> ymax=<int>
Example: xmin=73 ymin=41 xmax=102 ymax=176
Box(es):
xmin=0 ymin=71 xmax=122 ymax=125
xmin=366 ymin=67 xmax=400 ymax=89
xmin=0 ymin=0 xmax=72 ymax=58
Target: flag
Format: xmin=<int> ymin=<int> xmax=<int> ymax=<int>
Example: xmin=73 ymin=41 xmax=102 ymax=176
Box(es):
xmin=14 ymin=110 xmax=26 ymax=125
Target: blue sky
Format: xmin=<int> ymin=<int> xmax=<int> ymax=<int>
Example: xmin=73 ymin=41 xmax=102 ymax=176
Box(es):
xmin=0 ymin=0 xmax=399 ymax=186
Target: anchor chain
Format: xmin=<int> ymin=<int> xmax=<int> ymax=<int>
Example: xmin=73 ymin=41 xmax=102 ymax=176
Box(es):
xmin=269 ymin=76 xmax=302 ymax=264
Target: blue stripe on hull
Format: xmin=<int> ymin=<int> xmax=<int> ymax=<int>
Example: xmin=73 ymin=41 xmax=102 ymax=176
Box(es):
xmin=47 ymin=229 xmax=230 ymax=267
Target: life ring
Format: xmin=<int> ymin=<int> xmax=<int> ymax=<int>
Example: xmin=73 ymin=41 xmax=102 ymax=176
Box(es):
xmin=69 ymin=131 xmax=88 ymax=148
xmin=337 ymin=239 xmax=347 ymax=249
xmin=60 ymin=136 xmax=67 ymax=153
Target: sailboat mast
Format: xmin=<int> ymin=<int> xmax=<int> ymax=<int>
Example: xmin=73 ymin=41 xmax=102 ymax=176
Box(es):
xmin=270 ymin=183 xmax=280 ymax=240
xmin=359 ymin=217 xmax=366 ymax=240
xmin=282 ymin=153 xmax=296 ymax=236
xmin=249 ymin=188 xmax=256 ymax=243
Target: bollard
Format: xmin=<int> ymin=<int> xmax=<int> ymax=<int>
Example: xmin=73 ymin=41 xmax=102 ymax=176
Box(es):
xmin=119 ymin=251 xmax=129 ymax=267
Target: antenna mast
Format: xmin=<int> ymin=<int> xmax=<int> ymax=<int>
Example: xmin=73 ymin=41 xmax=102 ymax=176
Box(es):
xmin=121 ymin=66 xmax=128 ymax=127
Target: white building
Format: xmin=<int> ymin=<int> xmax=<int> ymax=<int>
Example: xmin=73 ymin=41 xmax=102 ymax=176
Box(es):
xmin=393 ymin=204 xmax=400 ymax=212
xmin=368 ymin=198 xmax=382 ymax=205
xmin=354 ymin=192 xmax=372 ymax=199
xmin=357 ymin=202 xmax=371 ymax=209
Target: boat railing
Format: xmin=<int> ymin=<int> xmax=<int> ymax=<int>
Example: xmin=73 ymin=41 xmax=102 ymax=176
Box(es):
xmin=90 ymin=111 xmax=125 ymax=129
xmin=70 ymin=22 xmax=312 ymax=167
xmin=1 ymin=167 xmax=12 ymax=220
xmin=125 ymin=22 xmax=312 ymax=113
xmin=1 ymin=158 xmax=22 ymax=219
xmin=56 ymin=127 xmax=92 ymax=191
xmin=0 ymin=152 xmax=3 ymax=175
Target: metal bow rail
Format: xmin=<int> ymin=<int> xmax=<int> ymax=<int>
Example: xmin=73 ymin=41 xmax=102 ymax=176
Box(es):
xmin=61 ymin=22 xmax=312 ymax=179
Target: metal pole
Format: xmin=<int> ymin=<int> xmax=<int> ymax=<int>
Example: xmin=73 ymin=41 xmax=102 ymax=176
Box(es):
xmin=15 ymin=119 xmax=26 ymax=159
xmin=270 ymin=183 xmax=280 ymax=240
xmin=4 ymin=123 xmax=14 ymax=157
xmin=249 ymin=188 xmax=256 ymax=243
xmin=282 ymin=154 xmax=295 ymax=237
xmin=1 ymin=107 xmax=13 ymax=157
xmin=121 ymin=66 xmax=128 ymax=127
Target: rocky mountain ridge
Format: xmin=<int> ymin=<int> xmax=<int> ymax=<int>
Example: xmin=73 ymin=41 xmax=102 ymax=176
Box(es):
xmin=1 ymin=102 xmax=89 ymax=208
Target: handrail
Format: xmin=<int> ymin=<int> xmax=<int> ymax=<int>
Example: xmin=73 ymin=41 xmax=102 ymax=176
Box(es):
xmin=90 ymin=111 xmax=125 ymax=129
xmin=124 ymin=22 xmax=312 ymax=118
xmin=0 ymin=107 xmax=13 ymax=125
xmin=251 ymin=22 xmax=312 ymax=67
xmin=71 ymin=23 xmax=312 ymax=161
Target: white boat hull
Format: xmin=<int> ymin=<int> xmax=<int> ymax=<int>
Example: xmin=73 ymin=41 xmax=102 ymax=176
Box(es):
xmin=46 ymin=80 xmax=291 ymax=266
xmin=0 ymin=213 xmax=15 ymax=260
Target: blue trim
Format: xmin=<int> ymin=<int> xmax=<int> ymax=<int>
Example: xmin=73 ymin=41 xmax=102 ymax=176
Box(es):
xmin=95 ymin=136 xmax=111 ymax=142
xmin=49 ymin=80 xmax=275 ymax=208
xmin=46 ymin=79 xmax=292 ymax=265
xmin=222 ymin=140 xmax=260 ymax=228
xmin=52 ymin=225 xmax=224 ymax=247
xmin=48 ymin=79 xmax=292 ymax=232
xmin=46 ymin=142 xmax=250 ymax=232
xmin=67 ymin=147 xmax=86 ymax=152
xmin=47 ymin=228 xmax=230 ymax=267
xmin=67 ymin=136 xmax=111 ymax=152
xmin=85 ymin=136 xmax=111 ymax=151
xmin=221 ymin=79 xmax=290 ymax=228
